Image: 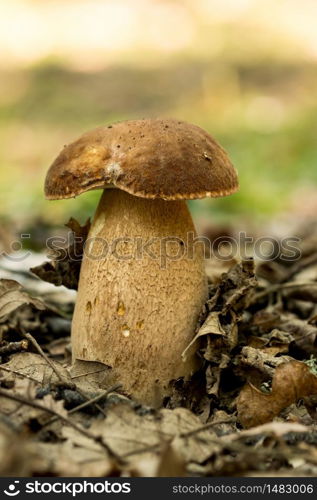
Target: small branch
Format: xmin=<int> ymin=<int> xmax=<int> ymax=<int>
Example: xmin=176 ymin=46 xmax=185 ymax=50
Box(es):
xmin=0 ymin=340 xmax=28 ymax=356
xmin=42 ymin=384 xmax=122 ymax=428
xmin=74 ymin=388 xmax=108 ymax=418
xmin=71 ymin=368 xmax=110 ymax=379
xmin=179 ymin=418 xmax=236 ymax=439
xmin=23 ymin=332 xmax=73 ymax=388
xmin=121 ymin=442 xmax=165 ymax=458
xmin=252 ymin=281 xmax=317 ymax=303
xmin=68 ymin=387 xmax=118 ymax=414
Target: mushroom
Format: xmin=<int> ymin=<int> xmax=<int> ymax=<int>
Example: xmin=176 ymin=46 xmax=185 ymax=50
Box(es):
xmin=45 ymin=118 xmax=238 ymax=405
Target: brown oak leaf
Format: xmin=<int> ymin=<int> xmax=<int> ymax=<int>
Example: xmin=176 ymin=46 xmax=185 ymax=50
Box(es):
xmin=237 ymin=360 xmax=317 ymax=428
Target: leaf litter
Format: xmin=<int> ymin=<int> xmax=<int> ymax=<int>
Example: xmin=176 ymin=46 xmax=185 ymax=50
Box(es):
xmin=1 ymin=220 xmax=317 ymax=476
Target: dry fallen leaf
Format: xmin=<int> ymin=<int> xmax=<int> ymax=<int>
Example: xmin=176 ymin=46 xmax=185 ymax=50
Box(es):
xmin=40 ymin=394 xmax=68 ymax=420
xmin=182 ymin=311 xmax=227 ymax=361
xmin=185 ymin=260 xmax=256 ymax=365
xmin=0 ymin=420 xmax=31 ymax=476
xmin=28 ymin=440 xmax=114 ymax=477
xmin=0 ymin=352 xmax=72 ymax=426
xmin=0 ymin=279 xmax=68 ymax=343
xmin=31 ymin=218 xmax=90 ymax=290
xmin=1 ymin=221 xmax=317 ymax=477
xmin=0 ymin=352 xmax=70 ymax=386
xmin=63 ymin=401 xmax=220 ymax=473
xmin=282 ymin=319 xmax=317 ymax=357
xmin=0 ymin=280 xmax=46 ymax=320
xmin=206 ymin=354 xmax=230 ymax=395
xmin=237 ymin=360 xmax=317 ymax=428
xmin=239 ymin=345 xmax=292 ymax=380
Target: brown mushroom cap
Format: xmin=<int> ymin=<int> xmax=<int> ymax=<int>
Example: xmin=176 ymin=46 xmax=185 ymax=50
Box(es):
xmin=45 ymin=118 xmax=238 ymax=201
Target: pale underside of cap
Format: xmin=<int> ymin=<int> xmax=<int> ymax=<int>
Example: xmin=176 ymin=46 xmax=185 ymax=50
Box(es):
xmin=45 ymin=118 xmax=239 ymax=201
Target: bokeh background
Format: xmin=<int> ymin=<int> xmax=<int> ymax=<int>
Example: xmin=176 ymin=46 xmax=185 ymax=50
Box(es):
xmin=1 ymin=0 xmax=317 ymax=238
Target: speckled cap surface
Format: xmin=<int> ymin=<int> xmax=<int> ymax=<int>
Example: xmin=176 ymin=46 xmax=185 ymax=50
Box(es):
xmin=45 ymin=118 xmax=239 ymax=201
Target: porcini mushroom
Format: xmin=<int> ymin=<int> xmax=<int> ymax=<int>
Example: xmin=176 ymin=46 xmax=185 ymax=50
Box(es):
xmin=45 ymin=119 xmax=238 ymax=405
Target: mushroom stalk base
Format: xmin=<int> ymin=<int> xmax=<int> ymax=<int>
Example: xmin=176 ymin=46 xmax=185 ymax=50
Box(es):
xmin=72 ymin=189 xmax=208 ymax=406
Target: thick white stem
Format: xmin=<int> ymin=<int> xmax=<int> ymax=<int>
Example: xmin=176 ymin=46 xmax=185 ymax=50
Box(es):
xmin=72 ymin=189 xmax=208 ymax=405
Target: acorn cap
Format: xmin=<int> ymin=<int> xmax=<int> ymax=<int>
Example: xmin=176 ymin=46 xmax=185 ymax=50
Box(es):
xmin=45 ymin=118 xmax=239 ymax=201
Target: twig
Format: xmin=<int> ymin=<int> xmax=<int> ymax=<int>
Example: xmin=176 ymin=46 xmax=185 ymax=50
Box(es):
xmin=179 ymin=418 xmax=236 ymax=439
xmin=71 ymin=368 xmax=110 ymax=379
xmin=23 ymin=332 xmax=72 ymax=387
xmin=69 ymin=367 xmax=116 ymax=415
xmin=251 ymin=281 xmax=317 ymax=303
xmin=68 ymin=387 xmax=120 ymax=414
xmin=7 ymin=332 xmax=118 ymax=416
xmin=0 ymin=388 xmax=123 ymax=464
xmin=75 ymin=388 xmax=107 ymax=418
xmin=21 ymin=333 xmax=111 ymax=415
xmin=74 ymin=384 xmax=122 ymax=417
xmin=0 ymin=364 xmax=114 ymax=420
xmin=42 ymin=384 xmax=122 ymax=428
xmin=0 ymin=340 xmax=28 ymax=356
xmin=121 ymin=442 xmax=165 ymax=458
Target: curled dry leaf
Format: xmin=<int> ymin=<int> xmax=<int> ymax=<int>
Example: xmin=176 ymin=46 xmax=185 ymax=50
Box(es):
xmin=31 ymin=218 xmax=90 ymax=290
xmin=239 ymin=346 xmax=293 ymax=380
xmin=206 ymin=354 xmax=230 ymax=396
xmin=209 ymin=258 xmax=257 ymax=314
xmin=0 ymin=279 xmax=67 ymax=343
xmin=0 ymin=280 xmax=46 ymax=320
xmin=247 ymin=330 xmax=291 ymax=355
xmin=185 ymin=260 xmax=257 ymax=364
xmin=237 ymin=361 xmax=317 ymax=428
xmin=182 ymin=311 xmax=227 ymax=361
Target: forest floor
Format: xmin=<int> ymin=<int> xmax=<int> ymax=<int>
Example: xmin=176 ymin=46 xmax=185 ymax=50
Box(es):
xmin=1 ymin=219 xmax=317 ymax=477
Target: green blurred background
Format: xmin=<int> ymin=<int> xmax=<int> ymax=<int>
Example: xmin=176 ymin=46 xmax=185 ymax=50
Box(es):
xmin=1 ymin=0 xmax=317 ymax=230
